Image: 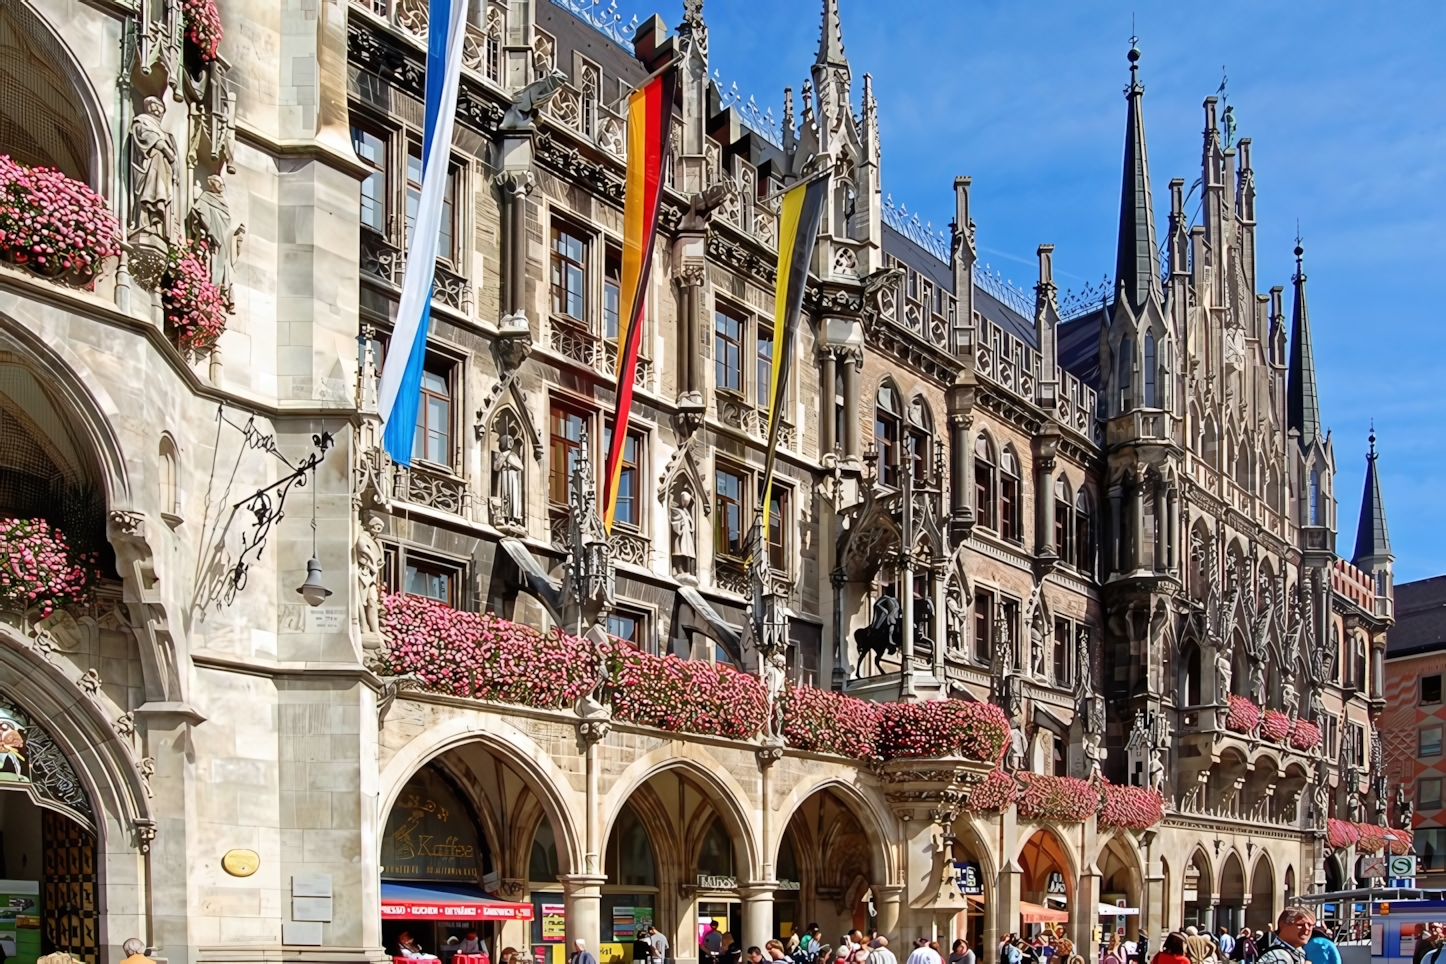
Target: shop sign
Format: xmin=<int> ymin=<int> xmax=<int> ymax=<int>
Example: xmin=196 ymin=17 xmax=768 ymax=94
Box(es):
xmin=382 ymin=766 xmax=481 ymax=882
xmin=1046 ymin=872 xmax=1066 ymax=895
xmin=542 ymin=903 xmax=567 ymax=941
xmin=954 ymin=862 xmax=983 ymax=896
xmin=696 ymin=875 xmax=738 ymax=890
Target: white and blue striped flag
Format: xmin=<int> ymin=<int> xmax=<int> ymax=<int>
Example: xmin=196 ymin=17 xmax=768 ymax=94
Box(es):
xmin=377 ymin=0 xmax=468 ymax=465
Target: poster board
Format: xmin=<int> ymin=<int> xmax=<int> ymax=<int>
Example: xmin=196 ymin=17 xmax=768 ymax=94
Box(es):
xmin=0 ymin=880 xmax=40 ymax=964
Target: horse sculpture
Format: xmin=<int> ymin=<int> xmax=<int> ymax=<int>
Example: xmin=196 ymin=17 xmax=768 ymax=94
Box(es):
xmin=854 ymin=594 xmax=902 ymax=676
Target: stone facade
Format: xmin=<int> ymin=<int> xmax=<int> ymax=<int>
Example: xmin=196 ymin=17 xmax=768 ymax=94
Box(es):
xmin=0 ymin=0 xmax=1401 ymax=963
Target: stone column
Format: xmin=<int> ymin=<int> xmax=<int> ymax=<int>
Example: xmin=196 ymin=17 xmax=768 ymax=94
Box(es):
xmin=500 ymin=171 xmax=532 ymax=321
xmin=1130 ymin=473 xmax=1145 ymax=572
xmin=1035 ymin=454 xmax=1057 ymax=558
xmin=1072 ymin=865 xmax=1100 ymax=964
xmin=1165 ymin=485 xmax=1178 ymax=571
xmin=874 ymin=884 xmax=905 ymax=943
xmin=947 ymin=380 xmax=977 ymax=538
xmin=740 ymin=883 xmax=777 ymax=953
xmin=1108 ymin=486 xmax=1124 ymax=576
xmin=676 ymin=263 xmax=705 ymax=400
xmin=842 ymin=352 xmax=861 ymax=461
xmin=820 ymin=349 xmax=837 ymax=456
xmin=900 ymin=549 xmax=916 ymax=701
xmin=561 ymin=873 xmax=608 ymax=953
xmin=1152 ymin=479 xmax=1166 ymax=573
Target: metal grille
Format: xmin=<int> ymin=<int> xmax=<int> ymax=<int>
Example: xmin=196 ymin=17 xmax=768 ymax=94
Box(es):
xmin=42 ymin=809 xmax=99 ymax=964
xmin=0 ymin=4 xmax=93 ymax=183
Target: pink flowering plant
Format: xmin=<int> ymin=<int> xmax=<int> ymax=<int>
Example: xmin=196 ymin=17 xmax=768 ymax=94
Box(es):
xmin=1224 ymin=695 xmax=1261 ymax=734
xmin=183 ymin=0 xmax=224 ymax=60
xmin=1289 ymin=719 xmax=1321 ymax=751
xmin=0 ymin=155 xmax=120 ymax=287
xmin=966 ymin=768 xmax=1019 ymax=813
xmin=779 ymin=684 xmax=882 ymax=760
xmin=1015 ymin=772 xmax=1100 ymax=823
xmin=161 ymin=243 xmax=228 ymax=355
xmin=607 ymin=648 xmax=766 ymax=740
xmin=877 ymin=700 xmax=1011 ymax=762
xmin=1260 ymin=709 xmax=1292 ymax=743
xmin=0 ymin=518 xmax=96 ymax=619
xmin=1326 ymin=818 xmax=1359 ymax=850
xmin=1097 ymin=781 xmax=1165 ymax=830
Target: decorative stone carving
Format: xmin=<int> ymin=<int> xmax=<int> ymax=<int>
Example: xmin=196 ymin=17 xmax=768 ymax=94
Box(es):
xmin=0 ymin=695 xmax=93 ymax=821
xmin=502 ymin=68 xmax=569 ymax=131
xmin=129 ymin=96 xmax=177 ymax=283
xmin=189 ymin=174 xmax=245 ymax=305
xmin=356 ymin=512 xmax=385 ymax=638
xmin=670 ymin=487 xmax=696 ymax=574
xmin=491 ymin=430 xmax=525 ymax=528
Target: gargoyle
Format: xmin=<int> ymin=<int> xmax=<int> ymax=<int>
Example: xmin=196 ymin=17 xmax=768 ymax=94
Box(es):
xmin=501 ymin=68 xmax=570 ymax=131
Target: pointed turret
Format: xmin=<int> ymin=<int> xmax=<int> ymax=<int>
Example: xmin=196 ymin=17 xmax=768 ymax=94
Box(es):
xmin=1353 ymin=428 xmax=1391 ymax=566
xmin=1115 ymin=42 xmax=1161 ymax=312
xmin=1287 ymin=243 xmax=1321 ymax=447
xmin=817 ymin=0 xmax=848 ymax=70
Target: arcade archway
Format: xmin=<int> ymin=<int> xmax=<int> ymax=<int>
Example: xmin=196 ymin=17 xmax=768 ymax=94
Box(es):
xmin=1018 ymin=829 xmax=1073 ymax=937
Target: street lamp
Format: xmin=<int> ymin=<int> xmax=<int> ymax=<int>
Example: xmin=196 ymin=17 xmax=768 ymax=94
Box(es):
xmin=297 ymin=556 xmax=332 ymax=607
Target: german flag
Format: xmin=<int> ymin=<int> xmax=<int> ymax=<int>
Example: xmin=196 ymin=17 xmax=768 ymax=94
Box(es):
xmin=602 ymin=69 xmax=677 ymax=531
xmin=759 ymin=174 xmax=829 ymax=536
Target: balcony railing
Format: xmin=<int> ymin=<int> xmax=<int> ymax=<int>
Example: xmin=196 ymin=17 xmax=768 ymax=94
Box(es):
xmin=392 ymin=462 xmax=468 ymax=516
xmin=360 ymin=233 xmax=473 ymax=315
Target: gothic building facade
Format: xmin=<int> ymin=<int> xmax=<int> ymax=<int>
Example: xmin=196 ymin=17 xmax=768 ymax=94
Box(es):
xmin=0 ymin=0 xmax=1399 ymax=961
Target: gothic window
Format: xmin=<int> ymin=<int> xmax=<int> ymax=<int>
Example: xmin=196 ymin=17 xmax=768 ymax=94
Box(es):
xmin=756 ymin=324 xmax=775 ymax=410
xmin=1054 ymin=476 xmax=1073 ymax=562
xmin=715 ymin=466 xmax=745 ymax=558
xmin=603 ymin=425 xmax=643 ymax=530
xmin=1203 ymin=417 xmax=1219 ymax=469
xmin=1309 ymin=468 xmax=1323 ymax=526
xmin=407 ymin=146 xmax=457 ymax=263
xmin=999 ymin=447 xmax=1021 ymax=542
xmin=1074 ymin=489 xmax=1094 ymax=573
xmin=550 ymin=224 xmax=589 ymax=323
xmin=579 ymin=61 xmax=600 ymax=138
xmin=0 ymin=3 xmax=96 ymax=183
xmin=484 ymin=10 xmax=503 ymax=83
xmin=1052 ymin=618 xmax=1070 ymax=685
xmin=1117 ymin=337 xmax=1133 ymax=413
xmin=1235 ymin=442 xmax=1252 ymax=492
xmin=548 ymin=403 xmax=587 ymax=505
xmin=351 ymin=125 xmax=389 ymax=234
xmin=1143 ymin=332 xmax=1157 ymax=408
xmin=974 ymin=434 xmax=996 ymax=530
xmin=767 ymin=485 xmax=789 ymax=572
xmin=714 ymin=308 xmax=744 ymax=393
xmin=603 ymin=246 xmax=621 ymax=340
xmin=875 ymin=383 xmax=902 ymax=487
xmin=1267 ymin=464 xmax=1282 ymax=512
xmin=605 ymin=803 xmax=657 ymax=886
xmin=907 ymin=397 xmax=932 ymax=484
xmin=159 ymin=436 xmax=179 ymax=517
xmin=972 ymin=589 xmax=993 ymax=664
xmin=415 ymin=362 xmax=454 ymax=467
xmin=1183 ymin=642 xmax=1202 ymax=706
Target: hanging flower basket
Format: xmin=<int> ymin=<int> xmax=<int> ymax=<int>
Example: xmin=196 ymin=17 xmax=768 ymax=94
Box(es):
xmin=1098 ymin=781 xmax=1166 ymax=830
xmin=183 ymin=0 xmax=224 ymax=60
xmin=1388 ymin=828 xmax=1411 ymax=856
xmin=608 ymin=648 xmax=767 ymax=741
xmin=0 ymin=518 xmax=97 ymax=619
xmin=0 ymin=156 xmax=119 ymax=288
xmin=1016 ymin=772 xmax=1100 ymax=823
xmin=161 ymin=242 xmax=228 ymax=356
xmin=877 ymin=699 xmax=1011 ymax=762
xmin=1326 ymin=818 xmax=1359 ymax=850
xmin=779 ymin=684 xmax=882 ymax=760
xmin=1225 ymin=695 xmax=1261 ymax=734
xmin=1260 ymin=709 xmax=1292 ymax=743
xmin=966 ymin=768 xmax=1019 ymax=813
xmin=1289 ymin=719 xmax=1321 ymax=751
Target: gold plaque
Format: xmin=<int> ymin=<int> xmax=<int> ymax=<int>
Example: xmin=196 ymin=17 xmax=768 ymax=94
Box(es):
xmin=222 ymin=849 xmax=259 ymax=877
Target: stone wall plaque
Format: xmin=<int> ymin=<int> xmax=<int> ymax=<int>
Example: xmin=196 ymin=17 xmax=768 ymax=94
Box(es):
xmin=221 ymin=849 xmax=259 ymax=877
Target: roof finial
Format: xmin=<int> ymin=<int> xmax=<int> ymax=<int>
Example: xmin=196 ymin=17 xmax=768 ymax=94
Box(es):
xmin=1294 ymin=222 xmax=1304 ymax=267
xmin=1369 ymin=420 xmax=1377 ymax=458
xmin=1128 ymin=24 xmax=1140 ymax=81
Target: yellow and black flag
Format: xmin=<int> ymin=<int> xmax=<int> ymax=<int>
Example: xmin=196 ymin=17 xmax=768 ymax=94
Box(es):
xmin=759 ymin=174 xmax=829 ymax=535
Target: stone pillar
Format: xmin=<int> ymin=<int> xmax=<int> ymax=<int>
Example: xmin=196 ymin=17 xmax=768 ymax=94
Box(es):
xmin=947 ymin=380 xmax=977 ymax=538
xmin=842 ymin=352 xmax=861 ymax=461
xmin=676 ymin=264 xmax=705 ymax=400
xmin=499 ymin=170 xmax=533 ymax=321
xmin=561 ymin=873 xmax=608 ymax=953
xmin=1152 ymin=479 xmax=1165 ymax=573
xmin=874 ymin=884 xmax=905 ymax=943
xmin=821 ymin=349 xmax=837 ymax=456
xmin=900 ymin=550 xmax=916 ymax=701
xmin=1130 ymin=474 xmax=1145 ymax=572
xmin=740 ymin=883 xmax=777 ymax=953
xmin=1073 ymin=865 xmax=1100 ymax=964
xmin=1165 ymin=485 xmax=1178 ymax=571
xmin=1035 ymin=453 xmax=1057 ymax=558
xmin=1108 ymin=486 xmax=1124 ymax=575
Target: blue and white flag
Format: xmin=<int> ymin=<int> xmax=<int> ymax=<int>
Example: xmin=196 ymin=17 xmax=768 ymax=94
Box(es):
xmin=377 ymin=0 xmax=468 ymax=465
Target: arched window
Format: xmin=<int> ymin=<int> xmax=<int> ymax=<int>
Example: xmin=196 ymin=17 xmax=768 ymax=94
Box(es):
xmin=1235 ymin=441 xmax=1251 ymax=492
xmin=999 ymin=446 xmax=1021 ymax=542
xmin=1183 ymin=642 xmax=1202 ymax=706
xmin=1267 ymin=464 xmax=1282 ymax=512
xmin=605 ymin=803 xmax=656 ymax=887
xmin=696 ymin=818 xmax=734 ymax=876
xmin=1118 ymin=337 xmax=1133 ymax=413
xmin=0 ymin=3 xmax=98 ymax=184
xmin=907 ymin=396 xmax=932 ymax=484
xmin=1143 ymin=332 xmax=1157 ymax=408
xmin=159 ymin=436 xmax=179 ymax=517
xmin=1203 ymin=417 xmax=1219 ymax=469
xmin=1054 ymin=476 xmax=1073 ymax=562
xmin=1074 ymin=489 xmax=1094 ymax=573
xmin=974 ymin=433 xmax=996 ymax=530
xmin=875 ymin=383 xmax=901 ymax=487
xmin=1309 ymin=468 xmax=1322 ymax=526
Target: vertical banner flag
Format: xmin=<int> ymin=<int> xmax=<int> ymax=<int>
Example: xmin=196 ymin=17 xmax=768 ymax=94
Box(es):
xmin=377 ymin=0 xmax=468 ymax=465
xmin=601 ymin=69 xmax=678 ymax=530
xmin=759 ymin=174 xmax=829 ymax=537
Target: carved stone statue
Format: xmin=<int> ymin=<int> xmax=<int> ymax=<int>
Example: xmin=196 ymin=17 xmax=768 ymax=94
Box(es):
xmin=762 ymin=648 xmax=787 ymax=742
xmin=1248 ymin=660 xmax=1266 ymax=703
xmin=944 ymin=579 xmax=966 ymax=653
xmin=914 ymin=594 xmax=935 ymax=656
xmin=1007 ymin=722 xmax=1027 ymax=771
xmin=189 ymin=174 xmax=245 ymax=302
xmin=1215 ymin=645 xmax=1233 ymax=703
xmin=356 ymin=513 xmax=385 ymax=637
xmin=670 ymin=488 xmax=696 ymax=572
xmin=130 ymin=96 xmax=177 ymax=243
xmin=1083 ymin=731 xmax=1105 ymax=779
xmin=1308 ymin=687 xmax=1327 ymax=725
xmin=1030 ymin=617 xmax=1045 ymax=678
xmin=854 ymin=593 xmax=902 ymax=676
xmin=1148 ymin=746 xmax=1166 ymax=795
xmin=501 ymin=68 xmax=570 ymax=130
xmin=1345 ymin=767 xmax=1363 ymax=822
xmin=1282 ymin=674 xmax=1299 ymax=720
xmin=1312 ymin=759 xmax=1331 ymax=828
xmin=491 ymin=431 xmax=525 ymax=527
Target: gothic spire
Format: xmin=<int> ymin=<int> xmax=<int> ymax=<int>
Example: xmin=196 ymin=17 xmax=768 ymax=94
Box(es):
xmin=1352 ymin=427 xmax=1392 ymax=565
xmin=1114 ymin=41 xmax=1161 ymax=312
xmin=817 ymin=0 xmax=848 ymax=69
xmin=1287 ymin=242 xmax=1321 ymax=446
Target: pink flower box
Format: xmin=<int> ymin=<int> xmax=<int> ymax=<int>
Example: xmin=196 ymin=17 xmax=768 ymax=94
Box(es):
xmin=184 ymin=0 xmax=224 ymax=60
xmin=1289 ymin=719 xmax=1321 ymax=751
xmin=1015 ymin=772 xmax=1099 ymax=823
xmin=0 ymin=517 xmax=96 ymax=618
xmin=0 ymin=156 xmax=119 ymax=288
xmin=1260 ymin=709 xmax=1292 ymax=743
xmin=1225 ymin=695 xmax=1261 ymax=734
xmin=1098 ymin=781 xmax=1165 ymax=830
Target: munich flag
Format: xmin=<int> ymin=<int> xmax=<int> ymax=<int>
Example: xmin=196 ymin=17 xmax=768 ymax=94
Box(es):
xmin=759 ymin=174 xmax=829 ymax=535
xmin=602 ymin=70 xmax=678 ymax=530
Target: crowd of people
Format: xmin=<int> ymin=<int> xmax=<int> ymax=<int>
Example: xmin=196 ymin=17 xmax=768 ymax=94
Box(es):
xmin=1144 ymin=909 xmax=1339 ymax=964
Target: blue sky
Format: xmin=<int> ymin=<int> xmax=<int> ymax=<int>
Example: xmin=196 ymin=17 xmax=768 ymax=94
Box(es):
xmin=682 ymin=0 xmax=1446 ymax=581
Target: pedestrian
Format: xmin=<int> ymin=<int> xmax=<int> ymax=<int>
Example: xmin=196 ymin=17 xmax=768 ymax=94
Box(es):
xmin=1017 ymin=938 xmax=1040 ymax=964
xmin=1416 ymin=926 xmax=1444 ymax=964
xmin=1150 ymin=933 xmax=1190 ymax=964
xmin=704 ymin=924 xmax=724 ymax=964
xmin=633 ymin=930 xmax=653 ymax=964
xmin=500 ymin=948 xmax=518 ymax=964
xmin=749 ymin=948 xmax=767 ymax=964
xmin=1184 ymin=928 xmax=1213 ymax=964
xmin=1303 ymin=925 xmax=1340 ymax=964
xmin=869 ymin=937 xmax=899 ymax=964
xmin=1105 ymin=934 xmax=1128 ymax=964
xmin=907 ymin=939 xmax=943 ymax=964
xmin=951 ymin=940 xmax=975 ymax=964
xmin=1256 ymin=909 xmax=1315 ymax=964
xmin=802 ymin=927 xmax=823 ymax=960
xmin=767 ymin=941 xmax=790 ymax=962
xmin=1218 ymin=929 xmax=1236 ymax=962
xmin=722 ymin=935 xmax=742 ymax=964
xmin=1237 ymin=930 xmax=1257 ymax=964
xmin=571 ymin=939 xmax=600 ymax=964
xmin=1135 ymin=931 xmax=1150 ymax=964
xmin=648 ymin=927 xmax=670 ymax=964
xmin=1002 ymin=936 xmax=1022 ymax=964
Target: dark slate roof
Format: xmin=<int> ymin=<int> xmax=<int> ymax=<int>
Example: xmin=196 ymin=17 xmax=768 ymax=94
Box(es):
xmin=1115 ymin=46 xmax=1161 ymax=313
xmin=1387 ymin=576 xmax=1446 ymax=658
xmin=975 ymin=285 xmax=1037 ymax=349
xmin=1057 ymin=307 xmax=1106 ymax=390
xmin=538 ymin=0 xmax=649 ymax=93
xmin=1287 ymin=251 xmax=1322 ymax=446
xmin=1353 ymin=436 xmax=1392 ymax=564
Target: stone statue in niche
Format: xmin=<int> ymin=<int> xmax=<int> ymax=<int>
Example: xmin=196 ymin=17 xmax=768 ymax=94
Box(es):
xmin=1082 ymin=731 xmax=1105 ymax=779
xmin=1215 ymin=643 xmax=1233 ymax=703
xmin=1397 ymin=783 xmax=1414 ymax=830
xmin=944 ymin=578 xmax=966 ymax=653
xmin=491 ymin=429 xmax=525 ymax=527
xmin=670 ymin=488 xmax=696 ymax=573
xmin=1030 ymin=616 xmax=1046 ymax=678
xmin=356 ymin=513 xmax=385 ymax=637
xmin=130 ymin=96 xmax=177 ymax=244
xmin=189 ymin=175 xmax=245 ymax=305
xmin=1248 ymin=659 xmax=1266 ymax=704
xmin=913 ymin=593 xmax=935 ymax=657
xmin=1281 ymin=673 xmax=1299 ymax=720
xmin=762 ymin=647 xmax=787 ymax=742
